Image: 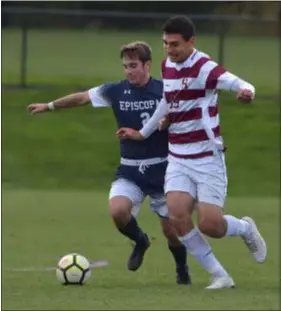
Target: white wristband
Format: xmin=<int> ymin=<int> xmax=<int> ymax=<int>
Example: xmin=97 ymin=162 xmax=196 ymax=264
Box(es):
xmin=47 ymin=102 xmax=55 ymax=111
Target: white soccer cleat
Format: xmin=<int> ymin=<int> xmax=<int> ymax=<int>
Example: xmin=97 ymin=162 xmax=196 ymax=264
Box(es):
xmin=205 ymin=275 xmax=235 ymax=289
xmin=241 ymin=216 xmax=267 ymax=263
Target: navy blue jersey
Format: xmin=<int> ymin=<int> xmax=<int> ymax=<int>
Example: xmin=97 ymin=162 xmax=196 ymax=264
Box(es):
xmin=88 ymin=78 xmax=168 ymax=160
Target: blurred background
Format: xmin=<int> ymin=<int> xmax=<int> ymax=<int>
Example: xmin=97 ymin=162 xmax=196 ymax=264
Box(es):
xmin=1 ymin=2 xmax=280 ymax=310
xmin=1 ymin=1 xmax=280 ymax=192
xmin=2 ymin=1 xmax=280 ymax=97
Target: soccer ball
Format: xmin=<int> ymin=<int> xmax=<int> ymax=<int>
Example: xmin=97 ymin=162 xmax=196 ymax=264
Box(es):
xmin=56 ymin=253 xmax=91 ymax=285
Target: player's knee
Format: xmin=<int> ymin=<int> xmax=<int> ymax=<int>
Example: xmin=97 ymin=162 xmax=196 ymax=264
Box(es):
xmin=161 ymin=218 xmax=176 ymax=238
xmin=198 ymin=203 xmax=225 ymax=238
xmin=198 ymin=219 xmax=225 ymax=238
xmin=160 ymin=218 xmax=182 ymax=246
xmin=109 ymin=196 xmax=132 ymax=225
xmin=165 ymin=192 xmax=194 ymax=236
xmin=166 ymin=191 xmax=193 ymax=220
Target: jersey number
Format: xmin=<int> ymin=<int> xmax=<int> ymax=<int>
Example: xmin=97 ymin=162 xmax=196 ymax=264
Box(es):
xmin=140 ymin=112 xmax=151 ymax=126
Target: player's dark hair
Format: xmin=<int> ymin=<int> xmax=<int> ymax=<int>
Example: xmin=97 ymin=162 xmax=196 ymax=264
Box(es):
xmin=162 ymin=15 xmax=195 ymax=41
xmin=120 ymin=41 xmax=152 ymax=63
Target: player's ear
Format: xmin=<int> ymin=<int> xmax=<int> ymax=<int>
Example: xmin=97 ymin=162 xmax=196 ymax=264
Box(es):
xmin=144 ymin=60 xmax=152 ymax=72
xmin=189 ymin=36 xmax=195 ymax=45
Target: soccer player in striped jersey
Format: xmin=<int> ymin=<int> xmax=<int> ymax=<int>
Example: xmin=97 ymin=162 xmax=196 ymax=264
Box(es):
xmin=117 ymin=16 xmax=267 ymax=289
xmin=27 ymin=41 xmax=192 ymax=285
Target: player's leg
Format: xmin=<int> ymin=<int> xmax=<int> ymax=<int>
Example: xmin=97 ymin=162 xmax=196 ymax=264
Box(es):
xmin=165 ymin=160 xmax=232 ymax=288
xmin=149 ymin=194 xmax=191 ymax=285
xmin=196 ymin=153 xmax=267 ymax=265
xmin=109 ymin=178 xmax=150 ymax=271
xmin=131 ymin=204 xmax=141 ymax=219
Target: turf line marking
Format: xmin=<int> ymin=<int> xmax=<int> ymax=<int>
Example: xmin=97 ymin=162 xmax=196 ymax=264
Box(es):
xmin=6 ymin=260 xmax=109 ymax=272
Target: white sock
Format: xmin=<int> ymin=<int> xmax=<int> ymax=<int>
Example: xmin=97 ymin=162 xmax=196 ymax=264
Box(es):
xmin=224 ymin=215 xmax=251 ymax=237
xmin=179 ymin=228 xmax=228 ymax=277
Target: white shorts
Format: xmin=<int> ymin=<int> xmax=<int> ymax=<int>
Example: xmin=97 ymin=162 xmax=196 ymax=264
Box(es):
xmin=109 ymin=178 xmax=168 ymax=218
xmin=165 ymin=152 xmax=227 ymax=208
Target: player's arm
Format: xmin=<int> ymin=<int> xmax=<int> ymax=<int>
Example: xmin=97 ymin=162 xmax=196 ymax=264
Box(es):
xmin=140 ymin=98 xmax=168 ymax=138
xmin=27 ymin=91 xmax=91 ymax=114
xmin=117 ymin=98 xmax=168 ymax=141
xmin=27 ymin=84 xmax=112 ymax=115
xmin=204 ymin=61 xmax=255 ymax=103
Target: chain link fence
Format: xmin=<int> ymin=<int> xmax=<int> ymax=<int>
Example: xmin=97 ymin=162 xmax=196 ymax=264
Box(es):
xmin=2 ymin=7 xmax=280 ymax=99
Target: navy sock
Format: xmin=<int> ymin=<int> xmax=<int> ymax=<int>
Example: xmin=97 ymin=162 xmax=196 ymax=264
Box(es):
xmin=118 ymin=217 xmax=146 ymax=244
xmin=168 ymin=243 xmax=188 ymax=271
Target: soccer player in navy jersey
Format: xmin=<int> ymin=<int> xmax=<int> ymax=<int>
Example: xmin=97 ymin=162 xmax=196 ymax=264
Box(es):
xmin=27 ymin=41 xmax=191 ymax=285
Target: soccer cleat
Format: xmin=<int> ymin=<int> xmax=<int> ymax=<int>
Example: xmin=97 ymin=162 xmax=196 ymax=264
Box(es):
xmin=241 ymin=216 xmax=267 ymax=263
xmin=205 ymin=275 xmax=235 ymax=289
xmin=176 ymin=266 xmax=191 ymax=285
xmin=127 ymin=233 xmax=150 ymax=271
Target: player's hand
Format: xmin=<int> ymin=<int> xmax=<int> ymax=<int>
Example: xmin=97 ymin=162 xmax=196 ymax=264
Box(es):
xmin=27 ymin=103 xmax=49 ymax=115
xmin=116 ymin=128 xmax=144 ymax=141
xmin=236 ymin=89 xmax=254 ymax=104
xmin=158 ymin=116 xmax=170 ymax=131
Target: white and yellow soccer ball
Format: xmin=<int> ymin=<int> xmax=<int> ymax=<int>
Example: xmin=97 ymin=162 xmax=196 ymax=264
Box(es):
xmin=56 ymin=253 xmax=91 ymax=285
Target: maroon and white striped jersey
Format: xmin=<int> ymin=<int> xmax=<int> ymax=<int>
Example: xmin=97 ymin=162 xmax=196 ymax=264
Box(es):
xmin=140 ymin=49 xmax=255 ymax=160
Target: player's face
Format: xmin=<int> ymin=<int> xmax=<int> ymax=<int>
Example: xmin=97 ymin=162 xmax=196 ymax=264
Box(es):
xmin=122 ymin=57 xmax=150 ymax=86
xmin=163 ymin=33 xmax=195 ymax=63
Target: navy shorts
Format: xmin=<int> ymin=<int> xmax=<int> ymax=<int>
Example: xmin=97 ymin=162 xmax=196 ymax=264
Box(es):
xmin=114 ymin=161 xmax=167 ymax=196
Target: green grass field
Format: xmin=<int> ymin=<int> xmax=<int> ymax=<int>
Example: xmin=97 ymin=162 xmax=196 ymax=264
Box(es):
xmin=2 ymin=29 xmax=280 ymax=95
xmin=1 ymin=28 xmax=280 ymax=310
xmin=2 ymin=191 xmax=280 ymax=310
